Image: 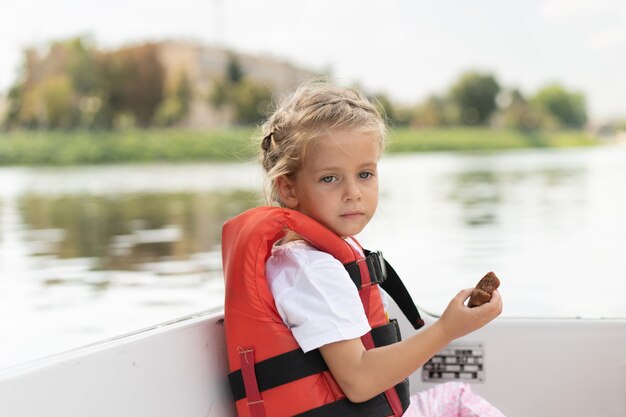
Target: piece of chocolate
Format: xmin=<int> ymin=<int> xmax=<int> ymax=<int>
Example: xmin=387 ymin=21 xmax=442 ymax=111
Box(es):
xmin=468 ymin=271 xmax=500 ymax=307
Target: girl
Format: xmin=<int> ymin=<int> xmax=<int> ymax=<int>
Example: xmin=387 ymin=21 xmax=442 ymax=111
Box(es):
xmin=222 ymin=81 xmax=505 ymax=417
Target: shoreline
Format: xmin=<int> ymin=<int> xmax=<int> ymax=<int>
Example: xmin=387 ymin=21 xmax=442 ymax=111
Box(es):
xmin=0 ymin=127 xmax=601 ymax=166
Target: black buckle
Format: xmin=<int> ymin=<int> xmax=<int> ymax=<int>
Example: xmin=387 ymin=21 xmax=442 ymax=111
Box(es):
xmin=366 ymin=250 xmax=387 ymax=285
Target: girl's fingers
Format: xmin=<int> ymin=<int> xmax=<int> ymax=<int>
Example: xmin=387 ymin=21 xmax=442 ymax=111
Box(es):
xmin=489 ymin=290 xmax=503 ymax=314
xmin=474 ymin=290 xmax=503 ymax=317
xmin=456 ymin=288 xmax=474 ymax=303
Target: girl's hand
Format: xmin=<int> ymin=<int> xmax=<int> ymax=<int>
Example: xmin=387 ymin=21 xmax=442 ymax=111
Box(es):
xmin=436 ymin=288 xmax=503 ymax=341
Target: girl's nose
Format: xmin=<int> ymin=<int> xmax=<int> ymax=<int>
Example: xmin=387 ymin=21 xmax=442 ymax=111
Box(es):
xmin=343 ymin=180 xmax=362 ymax=201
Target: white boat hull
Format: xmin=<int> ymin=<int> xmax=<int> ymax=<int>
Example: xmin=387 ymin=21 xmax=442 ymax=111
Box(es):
xmin=0 ymin=308 xmax=235 ymax=417
xmin=1 ymin=302 xmax=625 ymax=417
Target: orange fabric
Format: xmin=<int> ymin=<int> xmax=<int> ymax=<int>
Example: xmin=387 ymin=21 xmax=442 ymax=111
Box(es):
xmin=222 ymin=207 xmax=392 ymax=417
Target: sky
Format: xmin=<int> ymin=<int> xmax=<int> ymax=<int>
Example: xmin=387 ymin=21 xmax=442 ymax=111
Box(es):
xmin=1 ymin=0 xmax=625 ymax=119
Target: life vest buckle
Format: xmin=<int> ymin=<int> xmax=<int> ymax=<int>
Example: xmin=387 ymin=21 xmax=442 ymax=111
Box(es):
xmin=366 ymin=250 xmax=387 ymax=285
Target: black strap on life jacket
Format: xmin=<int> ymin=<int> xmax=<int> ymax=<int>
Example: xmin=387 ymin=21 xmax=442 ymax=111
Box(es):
xmin=345 ymin=250 xmax=425 ymax=330
xmin=228 ymin=320 xmax=409 ymax=416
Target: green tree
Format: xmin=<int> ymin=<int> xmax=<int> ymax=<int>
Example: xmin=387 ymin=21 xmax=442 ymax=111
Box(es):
xmin=230 ymin=79 xmax=272 ymax=125
xmin=449 ymin=71 xmax=500 ymax=125
xmin=64 ymin=37 xmax=105 ymax=128
xmin=500 ymin=89 xmax=541 ymax=131
xmin=412 ymin=95 xmax=449 ymax=127
xmin=226 ymin=54 xmax=244 ymax=84
xmin=176 ymin=71 xmax=192 ymax=114
xmin=101 ymin=43 xmax=165 ymax=127
xmin=37 ymin=74 xmax=80 ymax=129
xmin=531 ymin=84 xmax=587 ymax=128
xmin=4 ymin=38 xmax=102 ymax=129
xmin=155 ymin=71 xmax=193 ymax=126
xmin=390 ymin=105 xmax=414 ymax=127
xmin=4 ymin=37 xmax=169 ymax=130
xmin=66 ymin=37 xmax=99 ymax=96
xmin=3 ymin=82 xmax=24 ymax=129
xmin=371 ymin=93 xmax=404 ymax=126
xmin=208 ymin=53 xmax=272 ymax=125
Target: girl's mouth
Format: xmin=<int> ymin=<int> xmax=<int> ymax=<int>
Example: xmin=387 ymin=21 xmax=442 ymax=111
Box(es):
xmin=340 ymin=212 xmax=364 ymax=219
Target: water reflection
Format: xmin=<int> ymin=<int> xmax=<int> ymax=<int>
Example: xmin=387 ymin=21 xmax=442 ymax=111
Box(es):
xmin=17 ymin=190 xmax=259 ymax=288
xmin=447 ymin=167 xmax=585 ymax=227
xmin=448 ymin=170 xmax=503 ymax=226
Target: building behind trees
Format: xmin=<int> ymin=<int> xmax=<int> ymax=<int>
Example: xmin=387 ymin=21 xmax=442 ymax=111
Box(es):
xmin=2 ymin=38 xmax=318 ymax=130
xmin=2 ymin=38 xmax=593 ymax=132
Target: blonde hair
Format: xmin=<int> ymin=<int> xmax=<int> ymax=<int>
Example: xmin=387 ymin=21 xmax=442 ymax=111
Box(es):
xmin=259 ymin=80 xmax=387 ymax=204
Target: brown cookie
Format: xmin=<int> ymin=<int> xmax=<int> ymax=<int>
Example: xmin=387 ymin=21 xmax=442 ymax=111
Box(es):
xmin=468 ymin=271 xmax=500 ymax=307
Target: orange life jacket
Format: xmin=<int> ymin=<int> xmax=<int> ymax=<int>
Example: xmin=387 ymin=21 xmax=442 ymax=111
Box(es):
xmin=222 ymin=207 xmax=422 ymax=417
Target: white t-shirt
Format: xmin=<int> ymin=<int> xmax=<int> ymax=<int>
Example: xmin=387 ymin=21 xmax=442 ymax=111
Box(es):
xmin=265 ymin=239 xmax=388 ymax=353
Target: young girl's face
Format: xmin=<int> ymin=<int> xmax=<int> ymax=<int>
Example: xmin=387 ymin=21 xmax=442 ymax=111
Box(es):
xmin=278 ymin=130 xmax=380 ymax=237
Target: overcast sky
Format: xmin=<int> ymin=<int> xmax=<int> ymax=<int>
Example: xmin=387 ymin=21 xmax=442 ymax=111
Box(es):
xmin=1 ymin=0 xmax=625 ymax=119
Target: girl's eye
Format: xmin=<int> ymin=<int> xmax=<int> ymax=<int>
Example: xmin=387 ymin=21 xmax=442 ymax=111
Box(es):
xmin=359 ymin=172 xmax=373 ymax=179
xmin=320 ymin=176 xmax=337 ymax=183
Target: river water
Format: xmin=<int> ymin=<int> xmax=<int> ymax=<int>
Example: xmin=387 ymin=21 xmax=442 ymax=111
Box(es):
xmin=1 ymin=145 xmax=625 ymax=368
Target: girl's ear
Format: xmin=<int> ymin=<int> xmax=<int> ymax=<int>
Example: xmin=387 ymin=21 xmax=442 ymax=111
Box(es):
xmin=276 ymin=175 xmax=299 ymax=209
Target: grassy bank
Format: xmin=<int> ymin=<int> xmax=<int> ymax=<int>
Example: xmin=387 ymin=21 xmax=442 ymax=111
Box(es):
xmin=387 ymin=127 xmax=597 ymax=152
xmin=0 ymin=128 xmax=258 ymax=165
xmin=0 ymin=127 xmax=597 ymax=166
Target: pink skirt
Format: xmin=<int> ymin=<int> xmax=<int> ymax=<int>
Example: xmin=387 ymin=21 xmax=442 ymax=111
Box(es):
xmin=402 ymin=382 xmax=506 ymax=417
